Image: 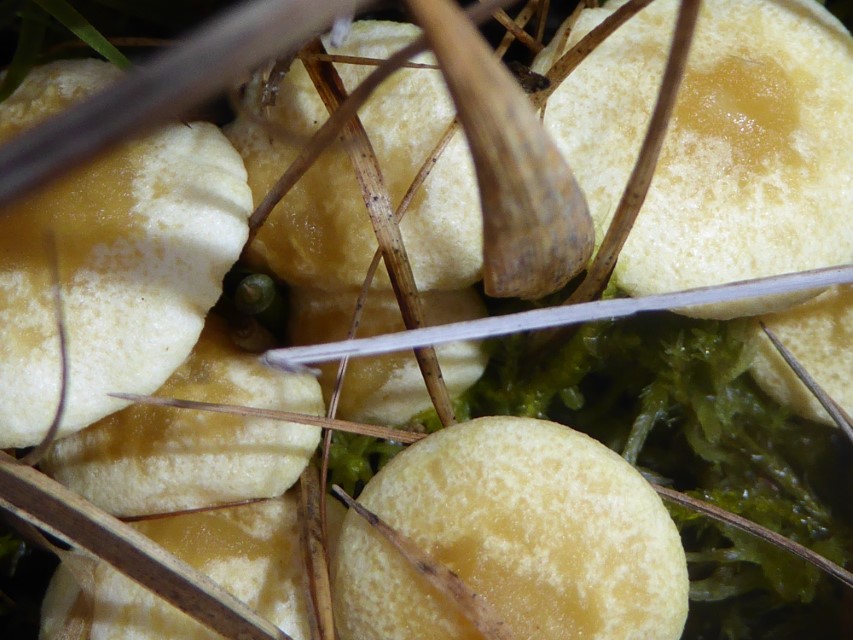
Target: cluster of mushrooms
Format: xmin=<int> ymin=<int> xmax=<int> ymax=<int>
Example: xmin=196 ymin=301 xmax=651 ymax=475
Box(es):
xmin=0 ymin=0 xmax=850 ymax=638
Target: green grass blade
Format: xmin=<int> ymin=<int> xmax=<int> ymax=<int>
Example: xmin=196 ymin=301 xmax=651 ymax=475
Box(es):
xmin=0 ymin=3 xmax=46 ymax=102
xmin=32 ymin=0 xmax=131 ymax=68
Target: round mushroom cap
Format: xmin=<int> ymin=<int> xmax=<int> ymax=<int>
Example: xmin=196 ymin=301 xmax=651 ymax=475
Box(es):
xmin=333 ymin=416 xmax=689 ymax=640
xmin=226 ymin=20 xmax=483 ymax=292
xmin=40 ymin=495 xmax=346 ymax=640
xmin=289 ymin=286 xmax=488 ymax=425
xmin=745 ymin=285 xmax=852 ymax=426
xmin=0 ymin=60 xmax=253 ymax=448
xmin=533 ymin=0 xmax=853 ymax=319
xmin=41 ymin=314 xmax=325 ymax=517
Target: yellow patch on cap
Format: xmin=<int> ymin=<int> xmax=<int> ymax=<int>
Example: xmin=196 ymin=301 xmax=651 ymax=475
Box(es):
xmin=534 ymin=0 xmax=853 ymax=318
xmin=41 ymin=314 xmax=325 ymax=516
xmin=0 ymin=60 xmax=253 ymax=447
xmin=746 ymin=285 xmax=852 ymax=426
xmin=226 ymin=20 xmax=483 ymax=292
xmin=333 ymin=416 xmax=689 ymax=640
xmin=289 ymin=286 xmax=487 ymax=425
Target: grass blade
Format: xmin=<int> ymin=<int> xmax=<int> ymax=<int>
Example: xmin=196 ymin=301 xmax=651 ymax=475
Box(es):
xmin=0 ymin=2 xmax=46 ymax=103
xmin=32 ymin=0 xmax=131 ymax=68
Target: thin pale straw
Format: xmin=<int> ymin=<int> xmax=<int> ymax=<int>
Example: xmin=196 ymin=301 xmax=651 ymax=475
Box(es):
xmin=264 ymin=265 xmax=853 ymax=368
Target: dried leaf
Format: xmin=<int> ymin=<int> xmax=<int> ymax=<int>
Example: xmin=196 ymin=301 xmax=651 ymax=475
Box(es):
xmin=408 ymin=0 xmax=594 ymax=299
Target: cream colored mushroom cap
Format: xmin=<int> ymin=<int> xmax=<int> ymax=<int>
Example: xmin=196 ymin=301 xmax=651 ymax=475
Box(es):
xmin=0 ymin=60 xmax=253 ymax=448
xmin=41 ymin=314 xmax=325 ymax=516
xmin=40 ymin=495 xmax=346 ymax=640
xmin=333 ymin=416 xmax=689 ymax=640
xmin=289 ymin=286 xmax=487 ymax=425
xmin=744 ymin=285 xmax=852 ymax=426
xmin=533 ymin=0 xmax=853 ymax=319
xmin=226 ymin=20 xmax=482 ymax=291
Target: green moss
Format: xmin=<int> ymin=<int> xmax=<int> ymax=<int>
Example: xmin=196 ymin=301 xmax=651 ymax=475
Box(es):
xmin=401 ymin=309 xmax=852 ymax=638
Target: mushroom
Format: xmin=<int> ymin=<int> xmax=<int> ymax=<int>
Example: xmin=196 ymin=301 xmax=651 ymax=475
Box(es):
xmin=288 ymin=286 xmax=487 ymax=424
xmin=40 ymin=494 xmax=346 ymax=640
xmin=532 ymin=0 xmax=853 ymax=318
xmin=225 ymin=20 xmax=483 ymax=292
xmin=332 ymin=415 xmax=689 ymax=640
xmin=0 ymin=60 xmax=253 ymax=448
xmin=40 ymin=313 xmax=325 ymax=517
xmin=743 ymin=285 xmax=852 ymax=426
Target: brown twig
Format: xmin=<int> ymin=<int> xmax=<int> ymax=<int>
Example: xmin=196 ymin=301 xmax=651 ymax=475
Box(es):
xmin=299 ymin=52 xmax=438 ymax=69
xmin=0 ymin=451 xmax=290 ymax=640
xmin=326 ymin=117 xmax=460 ymax=420
xmin=109 ymin=393 xmax=425 ymax=444
xmin=759 ymin=322 xmax=853 ymax=444
xmin=534 ymin=0 xmax=550 ymax=44
xmin=301 ymin=38 xmax=457 ymax=428
xmin=490 ymin=5 xmax=543 ymax=53
xmin=655 ymin=485 xmax=853 ymax=589
xmin=0 ymin=0 xmax=378 ymax=206
xmin=495 ymin=0 xmax=540 ymax=58
xmin=565 ymin=0 xmax=701 ymax=306
xmin=298 ymin=465 xmax=336 ymax=640
xmin=534 ymin=0 xmax=655 ymax=109
xmin=242 ymin=0 xmax=513 ymax=239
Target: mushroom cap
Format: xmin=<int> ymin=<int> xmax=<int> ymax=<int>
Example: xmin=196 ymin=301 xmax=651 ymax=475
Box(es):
xmin=533 ymin=0 xmax=853 ymax=319
xmin=0 ymin=60 xmax=253 ymax=448
xmin=333 ymin=416 xmax=689 ymax=640
xmin=289 ymin=286 xmax=487 ymax=424
xmin=744 ymin=285 xmax=852 ymax=426
xmin=41 ymin=314 xmax=325 ymax=517
xmin=226 ymin=20 xmax=483 ymax=292
xmin=40 ymin=495 xmax=346 ymax=640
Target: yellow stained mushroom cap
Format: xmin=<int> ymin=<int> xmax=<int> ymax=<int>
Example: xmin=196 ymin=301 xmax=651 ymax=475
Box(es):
xmin=226 ymin=20 xmax=483 ymax=291
xmin=40 ymin=495 xmax=346 ymax=640
xmin=534 ymin=0 xmax=853 ymax=318
xmin=289 ymin=286 xmax=488 ymax=425
xmin=41 ymin=314 xmax=325 ymax=517
xmin=745 ymin=285 xmax=852 ymax=426
xmin=0 ymin=60 xmax=253 ymax=448
xmin=333 ymin=416 xmax=689 ymax=640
